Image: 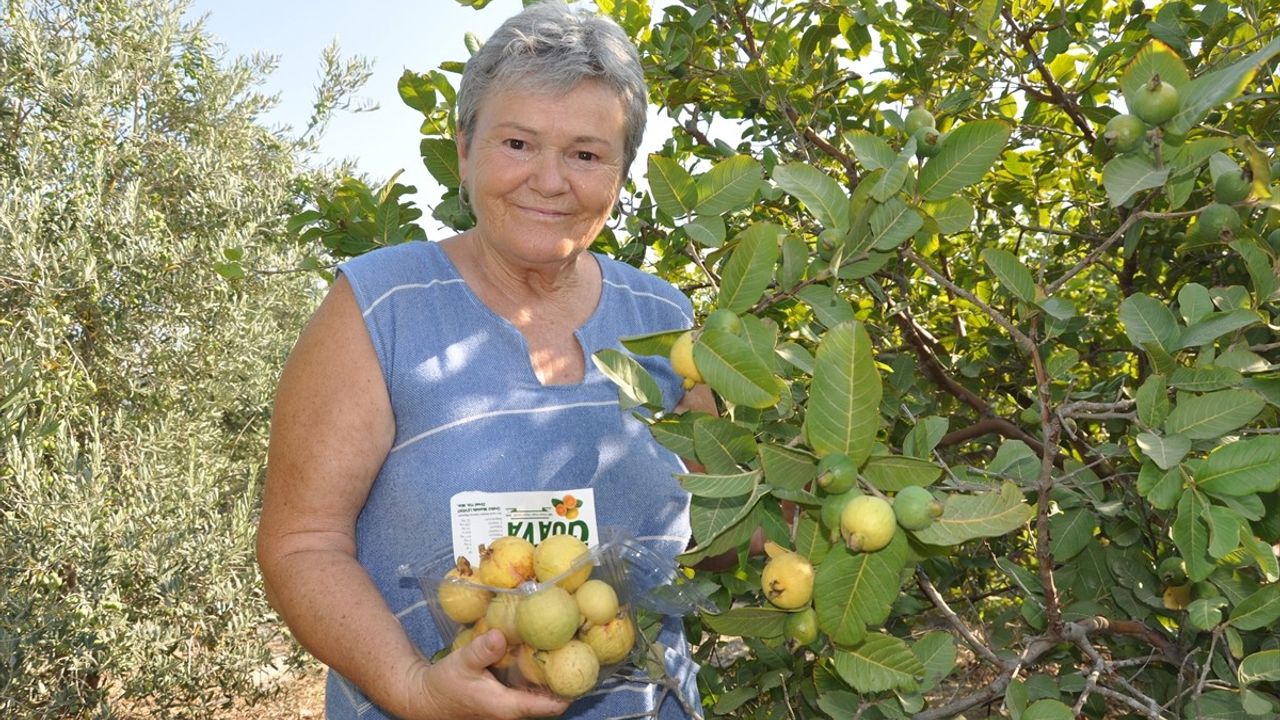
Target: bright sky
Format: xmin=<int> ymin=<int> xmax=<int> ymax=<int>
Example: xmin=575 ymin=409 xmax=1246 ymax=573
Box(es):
xmin=184 ymin=0 xmax=677 ymax=233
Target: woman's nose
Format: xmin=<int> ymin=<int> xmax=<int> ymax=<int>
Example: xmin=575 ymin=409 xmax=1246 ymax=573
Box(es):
xmin=526 ymin=152 xmax=571 ymax=195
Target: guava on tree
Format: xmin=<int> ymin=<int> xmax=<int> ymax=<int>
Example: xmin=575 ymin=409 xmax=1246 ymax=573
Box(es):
xmin=669 ymin=330 xmax=702 ymax=389
xmin=904 ymin=106 xmax=935 ymax=135
xmin=840 ymin=495 xmax=897 ymax=553
xmin=760 ymin=541 xmax=815 ymax=609
xmin=784 ymin=606 xmax=819 ymax=646
xmin=1130 ymin=74 xmax=1180 ymax=126
xmin=1214 ymin=168 xmax=1252 ymax=204
xmin=893 ymin=486 xmax=944 ymax=531
xmin=816 ymin=452 xmax=857 ymax=494
xmin=1103 ymin=113 xmax=1146 ymax=154
xmin=1193 ymin=202 xmax=1242 ymax=242
xmin=913 ymin=126 xmax=943 ymax=158
xmin=703 ymin=308 xmax=743 ymax=335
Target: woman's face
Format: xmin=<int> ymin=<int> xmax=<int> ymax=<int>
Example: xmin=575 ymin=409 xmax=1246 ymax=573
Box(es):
xmin=458 ymin=80 xmax=627 ymax=269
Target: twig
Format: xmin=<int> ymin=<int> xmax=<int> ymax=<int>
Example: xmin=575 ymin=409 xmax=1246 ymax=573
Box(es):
xmin=902 ymin=247 xmax=1034 ymax=354
xmin=915 ymin=568 xmax=1009 ymax=669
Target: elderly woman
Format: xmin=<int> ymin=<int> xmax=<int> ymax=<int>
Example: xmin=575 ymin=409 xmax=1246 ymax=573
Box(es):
xmin=256 ymin=2 xmax=714 ymax=718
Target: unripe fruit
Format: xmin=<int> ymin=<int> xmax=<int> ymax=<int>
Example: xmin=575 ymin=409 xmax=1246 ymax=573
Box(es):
xmin=579 ymin=613 xmax=635 ymax=665
xmin=784 ymin=606 xmax=819 ymax=646
xmin=913 ymin=126 xmax=943 ymax=158
xmin=840 ymin=495 xmax=897 ymax=553
xmin=904 ymin=106 xmax=936 ymax=135
xmin=821 ymin=489 xmax=860 ymax=540
xmin=516 ymin=586 xmax=580 ymax=650
xmin=533 ymin=534 xmax=591 ymax=591
xmin=541 ymin=639 xmax=600 ymax=698
xmin=704 ymin=308 xmax=743 ymax=335
xmin=1156 ymin=556 xmax=1187 ymax=585
xmin=478 ymin=536 xmax=536 ymax=589
xmin=1131 ymin=75 xmax=1180 ymax=126
xmin=1267 ymin=229 xmax=1280 ymax=254
xmin=438 ymin=556 xmax=493 ymax=624
xmin=516 ymin=644 xmax=547 ymax=687
xmin=483 ymin=593 xmax=522 ymax=645
xmin=760 ymin=542 xmax=815 ymax=609
xmin=1103 ymin=113 xmax=1146 ymax=154
xmin=893 ymin=486 xmax=944 ymax=531
xmin=1215 ymin=169 xmax=1252 ymax=204
xmin=816 ymin=452 xmax=857 ymax=494
xmin=670 ymin=330 xmax=702 ymax=389
xmin=1193 ymin=202 xmax=1242 ymax=243
xmin=575 ymin=579 xmax=620 ymax=626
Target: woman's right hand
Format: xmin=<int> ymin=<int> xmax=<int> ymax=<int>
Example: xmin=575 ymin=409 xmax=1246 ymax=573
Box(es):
xmin=403 ymin=629 xmax=571 ymax=719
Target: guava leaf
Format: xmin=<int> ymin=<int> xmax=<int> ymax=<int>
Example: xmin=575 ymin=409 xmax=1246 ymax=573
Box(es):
xmin=772 ymin=162 xmax=851 ymax=231
xmin=1204 ymin=504 xmax=1244 ymax=559
xmin=804 ymin=321 xmax=883 ymax=466
xmin=397 ymin=70 xmax=436 ymax=113
xmin=861 ymin=454 xmax=943 ymax=491
xmin=1168 ymin=366 xmax=1242 ymax=393
xmin=619 ymin=328 xmax=684 ymax=357
xmin=1172 ymin=489 xmax=1214 ymax=582
xmin=683 ymin=214 xmax=726 ymax=248
xmin=833 ymin=633 xmax=924 ymax=693
xmin=1119 ymin=293 xmax=1180 ymax=355
xmin=843 ymin=129 xmax=897 ymax=171
xmin=1136 ymin=431 xmax=1190 ymax=470
xmin=1197 ymin=437 xmax=1280 ymax=496
xmin=693 ymin=327 xmax=782 ymax=409
xmin=702 ymin=606 xmax=788 ymax=638
xmin=917 ymin=119 xmax=1012 ymax=201
xmin=1136 ymin=374 xmax=1170 ymax=428
xmin=1166 ymin=34 xmax=1280 ymax=137
xmin=1178 ymin=309 xmax=1262 ymax=349
xmin=1240 ymin=528 xmax=1280 ymax=583
xmin=1102 ymin=154 xmax=1169 ymax=207
xmin=693 ymin=415 xmax=756 ymax=472
xmin=814 ymin=532 xmax=908 ymax=647
xmin=1238 ymin=650 xmax=1280 ymax=686
xmin=794 ymin=514 xmax=832 ymax=566
xmin=869 ymin=198 xmax=924 ymax=251
xmin=678 ymin=470 xmax=760 ymax=499
xmin=1164 ymin=389 xmax=1265 ymax=440
xmin=923 ymin=196 xmax=975 ymax=235
xmin=1023 ymin=699 xmax=1075 ymax=720
xmin=981 ymin=248 xmax=1037 ymax=303
xmin=796 ymin=284 xmax=857 ymax=328
xmin=687 ymin=483 xmax=768 ymax=552
xmin=694 ymin=154 xmax=762 ymax=216
xmin=591 ymin=349 xmax=664 ymax=410
xmin=648 ymin=154 xmax=698 ymax=218
xmin=903 ymin=416 xmax=949 ymax=459
xmin=420 ymin=138 xmax=461 ymax=187
xmin=871 ymin=140 xmax=915 ymax=202
xmin=680 ymin=497 xmax=765 ymax=566
xmin=1049 ymin=508 xmax=1096 ymax=562
xmin=911 ymin=632 xmax=957 ymax=692
xmin=1229 ymin=585 xmax=1280 ymax=631
xmin=1119 ymin=40 xmax=1190 ymax=104
xmin=717 ymin=222 xmax=782 ymax=314
xmin=911 ymin=481 xmax=1033 ymax=546
xmin=758 ymin=444 xmax=817 ymax=491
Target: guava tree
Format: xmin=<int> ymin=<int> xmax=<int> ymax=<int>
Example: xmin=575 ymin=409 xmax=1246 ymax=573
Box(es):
xmin=299 ymin=0 xmax=1280 ymax=717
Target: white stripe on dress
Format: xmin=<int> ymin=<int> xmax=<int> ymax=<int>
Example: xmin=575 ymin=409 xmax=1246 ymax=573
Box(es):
xmin=361 ymin=278 xmax=468 ymax=317
xmin=389 ymin=400 xmax=621 ymax=453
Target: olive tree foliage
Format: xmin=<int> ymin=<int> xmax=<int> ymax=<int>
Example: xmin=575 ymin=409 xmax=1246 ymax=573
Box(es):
xmin=302 ymin=0 xmax=1280 ymax=717
xmin=0 ymin=0 xmax=370 ymax=715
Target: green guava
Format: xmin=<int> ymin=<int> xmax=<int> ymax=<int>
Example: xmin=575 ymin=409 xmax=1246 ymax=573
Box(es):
xmin=704 ymin=308 xmax=743 ymax=335
xmin=1214 ymin=169 xmax=1252 ymax=204
xmin=1103 ymin=113 xmax=1146 ymax=154
xmin=816 ymin=452 xmax=857 ymax=494
xmin=913 ymin=126 xmax=943 ymax=158
xmin=1193 ymin=202 xmax=1242 ymax=243
xmin=904 ymin=106 xmax=936 ymax=135
xmin=893 ymin=486 xmax=944 ymax=531
xmin=1130 ymin=75 xmax=1180 ymax=126
xmin=784 ymin=606 xmax=819 ymax=646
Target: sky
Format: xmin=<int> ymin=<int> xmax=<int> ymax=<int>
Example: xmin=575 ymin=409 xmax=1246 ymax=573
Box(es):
xmin=184 ymin=0 xmax=678 ymax=231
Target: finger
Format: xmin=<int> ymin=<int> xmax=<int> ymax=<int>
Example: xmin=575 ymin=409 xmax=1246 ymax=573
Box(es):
xmin=457 ymin=628 xmax=508 ymax=672
xmin=509 ymin=689 xmax=571 ymax=719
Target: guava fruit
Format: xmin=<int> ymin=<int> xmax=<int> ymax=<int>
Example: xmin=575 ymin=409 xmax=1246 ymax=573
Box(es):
xmin=1215 ymin=168 xmax=1252 ymax=204
xmin=904 ymin=106 xmax=936 ymax=135
xmin=438 ymin=556 xmax=493 ymax=624
xmin=541 ymin=639 xmax=600 ymax=698
xmin=450 ymin=626 xmax=476 ymax=654
xmin=482 ymin=593 xmax=522 ymax=645
xmin=670 ymin=330 xmax=702 ymax=389
xmin=574 ymin=579 xmax=619 ymax=626
xmin=1130 ymin=75 xmax=1180 ymax=126
xmin=821 ymin=489 xmax=860 ymax=541
xmin=913 ymin=126 xmax=943 ymax=158
xmin=760 ymin=541 xmax=815 ymax=609
xmin=816 ymin=452 xmax=857 ymax=494
xmin=784 ymin=606 xmax=818 ymax=646
xmin=1193 ymin=202 xmax=1242 ymax=243
xmin=477 ymin=536 xmax=536 ymax=589
xmin=1156 ymin=556 xmax=1187 ymax=585
xmin=532 ymin=533 xmax=591 ymax=591
xmin=840 ymin=495 xmax=897 ymax=553
xmin=579 ymin=613 xmax=635 ymax=665
xmin=516 ymin=644 xmax=547 ymax=687
xmin=1103 ymin=114 xmax=1146 ymax=154
xmin=1267 ymin=229 xmax=1280 ymax=255
xmin=1162 ymin=582 xmax=1191 ymax=611
xmin=516 ymin=585 xmax=580 ymax=650
xmin=704 ymin=308 xmax=743 ymax=335
xmin=893 ymin=485 xmax=944 ymax=531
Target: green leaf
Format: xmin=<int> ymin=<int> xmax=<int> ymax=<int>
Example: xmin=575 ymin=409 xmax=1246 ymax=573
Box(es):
xmin=702 ymin=606 xmax=789 ymax=638
xmin=758 ymin=444 xmax=817 ymax=492
xmin=1168 ymin=366 xmax=1242 ymax=393
xmin=648 ymin=414 xmax=696 ymax=459
xmin=1049 ymin=509 xmax=1096 ymax=562
xmin=1239 ymin=650 xmax=1280 ymax=686
xmin=693 ymin=328 xmax=782 ymax=409
xmin=693 ymin=415 xmax=756 ymax=472
xmin=687 ymin=484 xmax=768 ymax=555
xmin=591 ymin=349 xmax=664 ymax=410
xmin=796 ymin=285 xmax=856 ymax=328
xmin=648 ymin=154 xmax=698 ymax=218
xmin=420 ymin=138 xmax=461 ymax=187
xmin=1102 ymin=154 xmax=1169 ymax=207
xmin=1119 ymin=40 xmax=1190 ymax=106
xmin=917 ymin=119 xmax=1012 ymax=201
xmin=923 ymin=196 xmax=975 ymax=235
xmin=1164 ymin=389 xmax=1265 ymax=440
xmin=1136 ymin=431 xmax=1191 ymax=470
xmin=1198 ymin=437 xmax=1280 ymax=496
xmin=833 ymin=633 xmax=924 ymax=693
xmin=1023 ymin=699 xmax=1075 ymax=720
xmin=683 ymin=214 xmax=726 ymax=248
xmin=911 ymin=632 xmax=957 ymax=691
xmin=678 ymin=470 xmax=761 ymax=498
xmin=869 ymin=198 xmax=924 ymax=251
xmin=861 ymin=454 xmax=943 ymax=491
xmin=1205 ymin=504 xmax=1244 ymax=559
xmin=1229 ymin=585 xmax=1280 ymax=631
xmin=804 ymin=321 xmax=883 ymax=466
xmin=911 ymin=481 xmax=1034 ymax=545
xmin=718 ymin=222 xmax=782 ymax=313
xmin=397 ymin=70 xmax=437 ymax=113
xmin=1187 ymin=597 xmax=1227 ymax=631
xmin=1167 ymin=138 xmax=1235 ymax=178
xmin=814 ymin=533 xmax=908 ymax=646
xmin=795 ymin=514 xmax=832 ymax=566
xmin=772 ymin=162 xmax=851 ymax=230
xmin=844 ymin=130 xmax=897 ymax=171
xmin=871 ymin=141 xmax=915 ymax=202
xmin=903 ymin=416 xmax=949 ymax=459
xmin=1119 ymin=293 xmax=1179 ymax=355
xmin=1137 ymin=374 xmax=1171 ymax=428
xmin=1166 ymin=35 xmax=1280 ymax=136
xmin=1178 ymin=309 xmax=1262 ymax=349
xmin=981 ymin=248 xmax=1037 ymax=303
xmin=619 ymin=328 xmax=683 ymax=357
xmin=694 ymin=155 xmax=763 ymax=216
xmin=1138 ymin=461 xmax=1183 ymax=509
xmin=1172 ymin=489 xmax=1214 ymax=582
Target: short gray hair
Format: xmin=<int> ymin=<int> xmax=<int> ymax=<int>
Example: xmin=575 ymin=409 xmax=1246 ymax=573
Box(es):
xmin=457 ymin=1 xmax=648 ymax=177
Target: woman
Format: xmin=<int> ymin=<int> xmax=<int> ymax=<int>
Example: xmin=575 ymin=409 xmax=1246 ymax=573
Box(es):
xmin=256 ymin=2 xmax=714 ymax=718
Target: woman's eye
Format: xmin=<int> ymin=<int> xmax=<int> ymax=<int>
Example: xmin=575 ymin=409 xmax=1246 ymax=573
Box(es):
xmin=505 ymin=139 xmax=526 ymax=150
xmin=575 ymin=151 xmax=597 ymax=162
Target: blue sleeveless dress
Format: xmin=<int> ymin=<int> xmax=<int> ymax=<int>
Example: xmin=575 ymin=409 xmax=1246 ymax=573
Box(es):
xmin=328 ymin=240 xmax=701 ymax=719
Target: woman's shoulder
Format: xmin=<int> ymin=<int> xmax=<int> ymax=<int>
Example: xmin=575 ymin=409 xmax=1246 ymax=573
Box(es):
xmin=596 ymin=253 xmax=692 ymax=323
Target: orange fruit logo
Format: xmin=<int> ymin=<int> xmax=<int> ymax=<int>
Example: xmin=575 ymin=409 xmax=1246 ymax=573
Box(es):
xmin=551 ymin=495 xmax=582 ymax=520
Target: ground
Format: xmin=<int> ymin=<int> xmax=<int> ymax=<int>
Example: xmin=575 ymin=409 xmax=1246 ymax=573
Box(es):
xmin=226 ymin=662 xmax=326 ymax=720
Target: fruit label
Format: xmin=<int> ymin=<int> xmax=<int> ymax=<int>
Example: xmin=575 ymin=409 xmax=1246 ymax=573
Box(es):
xmin=450 ymin=489 xmax=598 ymax=566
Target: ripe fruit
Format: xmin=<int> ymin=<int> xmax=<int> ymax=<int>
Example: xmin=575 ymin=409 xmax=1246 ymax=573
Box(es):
xmin=478 ymin=536 xmax=536 ymax=589
xmin=532 ymin=534 xmax=591 ymax=591
xmin=516 ymin=645 xmax=547 ymax=687
xmin=482 ymin=593 xmax=522 ymax=645
xmin=450 ymin=626 xmax=476 ymax=654
xmin=575 ymin=579 xmax=620 ymax=626
xmin=670 ymin=330 xmax=702 ymax=389
xmin=1130 ymin=75 xmax=1180 ymax=126
xmin=1193 ymin=202 xmax=1242 ymax=243
xmin=704 ymin=308 xmax=743 ymax=335
xmin=516 ymin=586 xmax=580 ymax=650
xmin=821 ymin=489 xmax=860 ymax=540
xmin=1215 ymin=169 xmax=1252 ymax=204
xmin=904 ymin=106 xmax=936 ymax=135
xmin=1162 ymin=582 xmax=1192 ymax=611
xmin=913 ymin=126 xmax=943 ymax=158
xmin=816 ymin=452 xmax=857 ymax=494
xmin=760 ymin=542 xmax=815 ymax=609
xmin=541 ymin=639 xmax=600 ymax=698
xmin=784 ymin=607 xmax=819 ymax=646
xmin=840 ymin=495 xmax=897 ymax=553
xmin=579 ymin=613 xmax=636 ymax=665
xmin=893 ymin=486 xmax=944 ymax=531
xmin=1103 ymin=114 xmax=1146 ymax=154
xmin=437 ymin=556 xmax=493 ymax=624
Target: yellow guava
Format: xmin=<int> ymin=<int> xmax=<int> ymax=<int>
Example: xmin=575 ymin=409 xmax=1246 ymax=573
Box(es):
xmin=542 ymin=639 xmax=600 ymax=699
xmin=574 ymin=579 xmax=620 ymax=626
xmin=840 ymin=495 xmax=897 ymax=553
xmin=670 ymin=330 xmax=702 ymax=388
xmin=579 ymin=613 xmax=636 ymax=665
xmin=516 ymin=585 xmax=580 ymax=650
xmin=532 ymin=534 xmax=592 ymax=591
xmin=437 ymin=556 xmax=492 ymax=624
xmin=477 ymin=536 xmax=536 ymax=589
xmin=760 ymin=541 xmax=815 ymax=610
xmin=482 ymin=593 xmax=522 ymax=645
xmin=516 ymin=644 xmax=547 ymax=687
